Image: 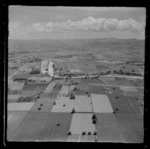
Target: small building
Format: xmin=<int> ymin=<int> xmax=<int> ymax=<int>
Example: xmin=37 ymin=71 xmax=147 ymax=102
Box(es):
xmin=41 ymin=60 xmax=49 ymax=74
xmin=48 ymin=61 xmax=54 ymax=76
xmin=41 ymin=59 xmax=55 ymax=77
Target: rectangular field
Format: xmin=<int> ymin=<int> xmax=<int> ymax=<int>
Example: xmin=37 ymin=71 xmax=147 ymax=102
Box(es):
xmin=95 ymin=113 xmax=124 ymax=142
xmin=49 ymin=89 xmax=60 ymax=99
xmin=71 ymin=78 xmax=81 ymax=83
xmin=91 ymin=94 xmax=113 ymax=113
xmin=114 ymin=113 xmax=144 ymax=143
xmin=126 ymin=96 xmax=144 ymax=115
xmin=100 ymin=77 xmax=115 ymax=81
xmin=74 ymin=95 xmax=92 ymax=113
xmin=81 ymin=78 xmax=105 ymax=85
xmin=120 ymin=86 xmax=138 ymax=92
xmin=107 ymin=93 xmax=135 ymax=113
xmin=9 ymin=112 xmax=49 ymax=141
xmin=51 ymin=98 xmax=74 ymax=113
xmin=8 ymin=102 xmax=35 ymax=111
xmin=101 ymin=78 xmax=133 ymax=87
xmin=8 ymin=82 xmax=24 ymax=90
xmin=44 ymin=82 xmax=56 ymax=93
xmin=20 ymin=90 xmax=41 ymax=98
xmin=89 ymin=85 xmax=106 ymax=94
xmin=36 ymin=97 xmax=56 ymax=103
xmin=69 ymin=113 xmax=95 ymax=135
xmin=8 ymin=94 xmax=20 ymax=102
xmin=7 ymin=111 xmax=28 ymax=140
xmin=39 ymin=93 xmax=50 ymax=98
xmin=136 ymin=88 xmax=144 ymax=94
xmin=77 ymin=84 xmax=89 ymax=92
xmin=123 ymin=91 xmax=143 ymax=97
xmin=67 ymin=134 xmax=80 ymax=142
xmin=59 ymin=85 xmax=69 ymax=95
xmin=36 ymin=113 xmax=72 ymax=141
xmin=76 ymin=89 xmax=86 ymax=95
xmin=30 ymin=102 xmax=54 ymax=112
xmin=129 ymin=80 xmax=144 ymax=87
xmin=22 ymin=83 xmax=49 ymax=91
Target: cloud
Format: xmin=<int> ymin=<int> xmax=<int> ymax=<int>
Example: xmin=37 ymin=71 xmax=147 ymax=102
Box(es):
xmin=15 ymin=17 xmax=146 ymax=34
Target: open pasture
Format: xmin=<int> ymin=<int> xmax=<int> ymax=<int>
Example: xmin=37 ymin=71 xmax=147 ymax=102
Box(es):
xmin=36 ymin=96 xmax=56 ymax=103
xmin=8 ymin=94 xmax=20 ymax=103
xmin=76 ymin=89 xmax=86 ymax=95
xmin=95 ymin=113 xmax=124 ymax=142
xmin=77 ymin=84 xmax=89 ymax=92
xmin=101 ymin=77 xmax=133 ymax=87
xmin=39 ymin=93 xmax=50 ymax=98
xmin=120 ymin=86 xmax=137 ymax=92
xmin=20 ymin=90 xmax=41 ymax=98
xmin=74 ymin=95 xmax=92 ymax=113
xmin=49 ymin=89 xmax=60 ymax=99
xmin=8 ymin=82 xmax=24 ymax=91
xmin=89 ymin=85 xmax=106 ymax=94
xmin=22 ymin=83 xmax=49 ymax=91
xmin=7 ymin=111 xmax=28 ymax=140
xmin=58 ymin=85 xmax=69 ymax=95
xmin=67 ymin=134 xmax=80 ymax=142
xmin=126 ymin=96 xmax=143 ymax=115
xmin=123 ymin=90 xmax=143 ymax=97
xmin=136 ymin=88 xmax=144 ymax=94
xmin=52 ymin=98 xmax=74 ymax=113
xmin=9 ymin=112 xmax=49 ymax=141
xmin=80 ymin=66 xmax=99 ymax=73
xmin=129 ymin=79 xmax=144 ymax=87
xmin=114 ymin=113 xmax=144 ymax=143
xmin=107 ymin=92 xmax=135 ymax=113
xmin=8 ymin=69 xmax=18 ymax=77
xmin=81 ymin=78 xmax=105 ymax=85
xmin=44 ymin=82 xmax=56 ymax=93
xmin=69 ymin=113 xmax=95 ymax=135
xmin=30 ymin=101 xmax=54 ymax=112
xmin=36 ymin=113 xmax=72 ymax=141
xmin=91 ymin=94 xmax=113 ymax=113
xmin=8 ymin=102 xmax=35 ymax=111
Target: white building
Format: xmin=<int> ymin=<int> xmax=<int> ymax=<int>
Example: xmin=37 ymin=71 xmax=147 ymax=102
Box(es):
xmin=48 ymin=60 xmax=54 ymax=76
xmin=41 ymin=59 xmax=55 ymax=76
xmin=41 ymin=60 xmax=49 ymax=74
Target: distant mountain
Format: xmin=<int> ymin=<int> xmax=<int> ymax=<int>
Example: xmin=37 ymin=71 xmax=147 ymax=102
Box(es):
xmin=8 ymin=38 xmax=145 ymax=53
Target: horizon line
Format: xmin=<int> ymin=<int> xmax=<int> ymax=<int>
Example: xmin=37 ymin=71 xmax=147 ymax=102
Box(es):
xmin=9 ymin=37 xmax=145 ymax=41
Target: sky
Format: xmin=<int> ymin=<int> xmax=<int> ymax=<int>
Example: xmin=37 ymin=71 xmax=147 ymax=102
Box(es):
xmin=9 ymin=6 xmax=146 ymax=40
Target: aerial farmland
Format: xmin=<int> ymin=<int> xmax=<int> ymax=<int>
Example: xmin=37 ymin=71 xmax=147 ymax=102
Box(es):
xmin=7 ymin=6 xmax=145 ymax=143
xmin=7 ymin=39 xmax=144 ymax=142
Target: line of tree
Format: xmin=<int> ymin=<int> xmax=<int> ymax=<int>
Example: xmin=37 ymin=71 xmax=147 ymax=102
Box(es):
xmin=18 ymin=93 xmax=40 ymax=102
xmin=113 ymin=70 xmax=142 ymax=76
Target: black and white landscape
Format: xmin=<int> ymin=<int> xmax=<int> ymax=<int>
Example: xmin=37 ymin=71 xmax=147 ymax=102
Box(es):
xmin=7 ymin=6 xmax=145 ymax=142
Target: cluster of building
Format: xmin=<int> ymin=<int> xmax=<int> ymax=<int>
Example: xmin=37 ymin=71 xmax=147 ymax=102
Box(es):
xmin=41 ymin=59 xmax=55 ymax=77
